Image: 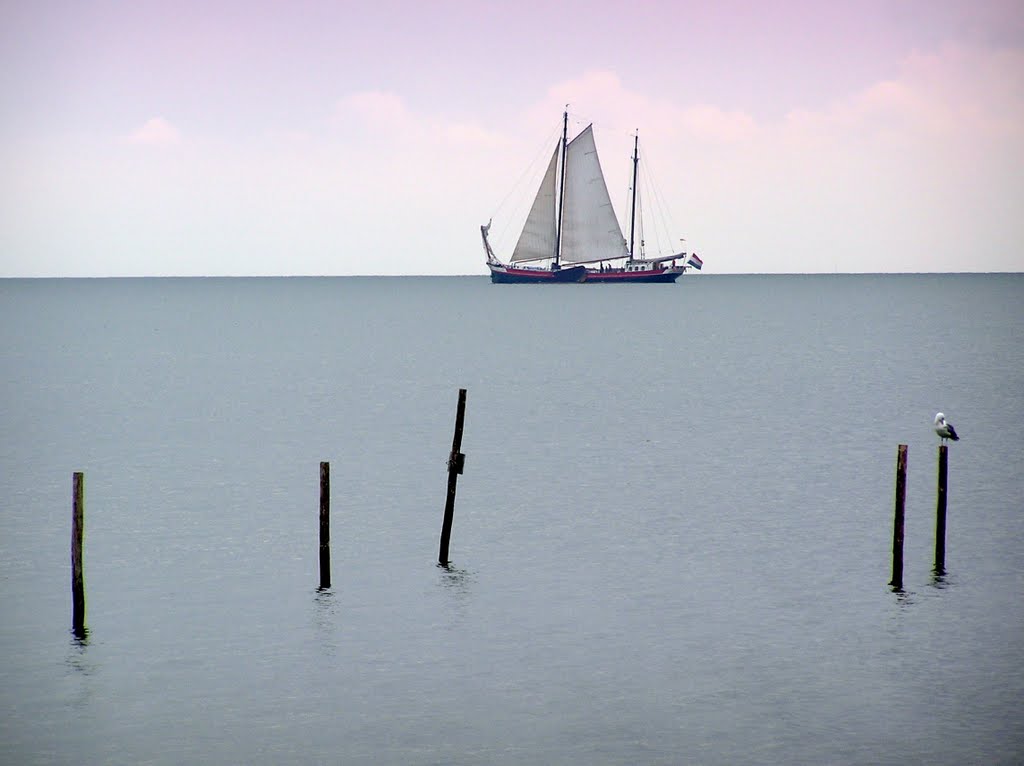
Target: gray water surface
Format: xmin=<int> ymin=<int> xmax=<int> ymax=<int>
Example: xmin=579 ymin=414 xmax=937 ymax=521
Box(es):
xmin=1 ymin=274 xmax=1022 ymax=764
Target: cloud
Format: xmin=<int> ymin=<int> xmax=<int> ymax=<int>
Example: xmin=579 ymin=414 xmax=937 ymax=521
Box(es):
xmin=14 ymin=43 xmax=1016 ymax=277
xmin=679 ymin=105 xmax=758 ymax=143
xmin=782 ymin=44 xmax=1024 ymax=143
xmin=439 ymin=121 xmax=510 ymax=149
xmin=546 ymin=45 xmax=1024 ymax=155
xmin=126 ymin=117 xmax=181 ymax=146
xmin=335 ymin=90 xmax=509 ymax=150
xmin=515 ymin=50 xmax=1023 ymax=273
xmin=337 ymin=91 xmax=408 ymax=125
xmin=526 ymin=71 xmax=757 ymax=146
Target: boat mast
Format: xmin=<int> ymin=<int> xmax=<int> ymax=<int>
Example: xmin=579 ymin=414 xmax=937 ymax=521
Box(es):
xmin=554 ymin=107 xmax=569 ymax=267
xmin=628 ymin=132 xmax=639 ymax=261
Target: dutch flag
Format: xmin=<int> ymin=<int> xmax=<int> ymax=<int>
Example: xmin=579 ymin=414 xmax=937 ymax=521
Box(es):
xmin=687 ymin=253 xmax=703 ymax=270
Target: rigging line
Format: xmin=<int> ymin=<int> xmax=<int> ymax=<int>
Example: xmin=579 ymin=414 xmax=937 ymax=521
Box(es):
xmin=652 ymin=174 xmax=675 ymax=255
xmin=637 ymin=168 xmax=663 ymax=256
xmin=566 ymin=111 xmax=635 ymax=143
xmin=641 ymin=168 xmax=667 ymax=255
xmin=619 ymin=130 xmax=643 ymax=256
xmin=566 ymin=109 xmax=593 ymax=133
xmin=491 ymin=122 xmax=561 ymax=220
xmin=638 ymin=137 xmax=682 ymax=255
xmin=641 ymin=139 xmax=683 ymax=237
xmin=489 ymin=121 xmax=562 ymax=246
xmin=634 ymin=158 xmax=653 ymax=254
xmin=636 ymin=184 xmax=646 ymax=258
xmin=620 ymin=170 xmax=633 ymax=252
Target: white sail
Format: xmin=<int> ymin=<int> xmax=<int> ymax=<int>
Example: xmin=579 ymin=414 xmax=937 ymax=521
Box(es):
xmin=510 ymin=141 xmax=560 ymax=262
xmin=560 ymin=125 xmax=628 ymax=264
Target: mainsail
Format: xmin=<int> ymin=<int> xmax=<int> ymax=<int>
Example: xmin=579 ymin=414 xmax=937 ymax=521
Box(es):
xmin=510 ymin=141 xmax=560 ymax=262
xmin=560 ymin=125 xmax=628 ymax=264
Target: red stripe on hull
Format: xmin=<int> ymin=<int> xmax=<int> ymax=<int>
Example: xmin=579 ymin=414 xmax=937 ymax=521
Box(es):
xmin=585 ymin=269 xmax=682 ymax=284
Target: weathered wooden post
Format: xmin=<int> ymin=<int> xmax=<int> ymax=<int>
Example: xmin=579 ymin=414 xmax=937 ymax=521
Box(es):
xmin=889 ymin=444 xmax=907 ymax=590
xmin=319 ymin=461 xmax=330 ymax=589
xmin=934 ymin=445 xmax=948 ymax=574
xmin=71 ymin=471 xmax=86 ymax=637
xmin=438 ymin=388 xmax=467 ymax=566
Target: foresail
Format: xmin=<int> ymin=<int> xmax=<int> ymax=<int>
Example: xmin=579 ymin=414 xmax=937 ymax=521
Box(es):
xmin=560 ymin=125 xmax=628 ymax=264
xmin=511 ymin=141 xmax=559 ymax=262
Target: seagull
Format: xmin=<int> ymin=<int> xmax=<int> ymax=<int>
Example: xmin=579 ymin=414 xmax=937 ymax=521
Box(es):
xmin=934 ymin=412 xmax=960 ymax=443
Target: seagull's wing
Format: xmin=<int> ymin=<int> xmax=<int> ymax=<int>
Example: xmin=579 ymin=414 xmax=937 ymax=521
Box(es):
xmin=947 ymin=423 xmax=959 ymax=441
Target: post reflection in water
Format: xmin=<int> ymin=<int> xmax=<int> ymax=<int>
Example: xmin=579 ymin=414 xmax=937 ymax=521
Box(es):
xmin=312 ymin=587 xmax=338 ymax=658
xmin=437 ymin=563 xmax=475 ymax=616
xmin=64 ymin=632 xmax=98 ymax=709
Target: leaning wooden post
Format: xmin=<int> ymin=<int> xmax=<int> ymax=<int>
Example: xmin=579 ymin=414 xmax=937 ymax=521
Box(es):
xmin=438 ymin=388 xmax=467 ymax=566
xmin=71 ymin=471 xmax=86 ymax=637
xmin=889 ymin=445 xmax=907 ymax=590
xmin=319 ymin=461 xmax=330 ymax=589
xmin=934 ymin=445 xmax=948 ymax=574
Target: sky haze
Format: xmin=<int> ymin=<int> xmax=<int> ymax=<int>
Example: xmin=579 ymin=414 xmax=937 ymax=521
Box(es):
xmin=2 ymin=0 xmax=1022 ymax=276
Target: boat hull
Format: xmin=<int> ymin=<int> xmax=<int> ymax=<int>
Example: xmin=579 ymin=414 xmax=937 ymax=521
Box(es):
xmin=584 ymin=268 xmax=683 ymax=283
xmin=488 ymin=263 xmax=588 ymax=284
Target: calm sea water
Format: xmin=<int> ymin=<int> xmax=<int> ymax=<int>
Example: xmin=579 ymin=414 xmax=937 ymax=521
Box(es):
xmin=1 ymin=274 xmax=1022 ymax=765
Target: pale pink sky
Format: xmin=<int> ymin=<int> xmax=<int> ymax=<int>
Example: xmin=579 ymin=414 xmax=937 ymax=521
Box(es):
xmin=1 ymin=0 xmax=1022 ymax=275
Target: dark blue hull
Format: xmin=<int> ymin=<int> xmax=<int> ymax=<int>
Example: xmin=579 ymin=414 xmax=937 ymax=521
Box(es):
xmin=489 ymin=263 xmax=587 ymax=284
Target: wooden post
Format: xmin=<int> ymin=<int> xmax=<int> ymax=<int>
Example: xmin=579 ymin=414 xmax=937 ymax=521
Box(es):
xmin=319 ymin=462 xmax=330 ymax=589
xmin=71 ymin=471 xmax=86 ymax=637
xmin=438 ymin=388 xmax=467 ymax=566
xmin=934 ymin=445 xmax=948 ymax=574
xmin=890 ymin=445 xmax=907 ymax=590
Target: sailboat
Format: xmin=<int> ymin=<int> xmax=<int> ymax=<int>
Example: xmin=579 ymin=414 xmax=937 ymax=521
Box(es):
xmin=482 ymin=110 xmax=702 ymax=284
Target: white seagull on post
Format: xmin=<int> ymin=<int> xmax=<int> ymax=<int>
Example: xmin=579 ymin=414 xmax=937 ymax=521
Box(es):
xmin=934 ymin=413 xmax=960 ymax=443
